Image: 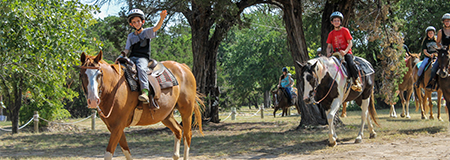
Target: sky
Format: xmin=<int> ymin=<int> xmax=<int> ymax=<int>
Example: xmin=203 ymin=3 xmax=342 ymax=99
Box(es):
xmin=81 ymin=0 xmax=122 ymax=19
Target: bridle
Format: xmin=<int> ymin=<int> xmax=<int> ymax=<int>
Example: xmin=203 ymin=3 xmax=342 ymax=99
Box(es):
xmin=305 ymin=60 xmax=341 ymax=105
xmin=80 ymin=64 xmax=116 ymax=118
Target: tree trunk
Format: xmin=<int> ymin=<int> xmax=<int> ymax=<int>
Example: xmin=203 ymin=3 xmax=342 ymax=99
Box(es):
xmin=281 ymin=0 xmax=329 ymax=128
xmin=264 ymin=90 xmax=270 ymax=110
xmin=9 ymin=76 xmax=23 ymax=134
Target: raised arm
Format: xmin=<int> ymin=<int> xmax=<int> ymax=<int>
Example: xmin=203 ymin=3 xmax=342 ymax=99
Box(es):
xmin=153 ymin=10 xmax=167 ymax=32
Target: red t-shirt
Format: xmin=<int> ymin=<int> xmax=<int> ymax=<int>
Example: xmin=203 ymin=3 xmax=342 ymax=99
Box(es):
xmin=326 ymin=27 xmax=353 ymax=54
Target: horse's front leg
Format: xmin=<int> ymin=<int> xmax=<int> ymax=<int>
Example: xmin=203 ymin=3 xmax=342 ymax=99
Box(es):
xmin=355 ymin=98 xmax=370 ymax=143
xmin=327 ymin=99 xmax=341 ymax=147
xmin=119 ymin=131 xmax=133 ymax=160
xmin=437 ymin=91 xmax=443 ymax=121
xmin=105 ymin=127 xmax=126 ymax=160
xmin=403 ymin=89 xmax=412 ymax=118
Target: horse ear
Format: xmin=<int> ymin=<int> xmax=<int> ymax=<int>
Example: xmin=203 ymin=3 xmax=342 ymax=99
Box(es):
xmin=94 ymin=50 xmax=103 ymax=63
xmin=296 ymin=61 xmax=305 ymax=68
xmin=311 ymin=61 xmax=318 ymax=70
xmin=81 ymin=52 xmax=87 ymax=65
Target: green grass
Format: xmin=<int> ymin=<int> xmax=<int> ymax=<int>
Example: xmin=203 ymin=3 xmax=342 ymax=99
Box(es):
xmin=0 ymin=106 xmax=449 ymax=159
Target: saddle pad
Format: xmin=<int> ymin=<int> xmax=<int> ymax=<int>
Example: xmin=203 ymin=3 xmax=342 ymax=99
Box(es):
xmin=354 ymin=56 xmax=375 ymax=75
xmin=154 ymin=65 xmax=179 ymax=89
xmin=416 ymin=60 xmax=433 ymax=71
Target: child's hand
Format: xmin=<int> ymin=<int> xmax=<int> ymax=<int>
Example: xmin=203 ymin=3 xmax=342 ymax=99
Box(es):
xmin=160 ymin=10 xmax=167 ymax=19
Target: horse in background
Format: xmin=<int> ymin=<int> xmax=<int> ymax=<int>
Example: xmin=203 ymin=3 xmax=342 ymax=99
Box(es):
xmin=389 ymin=52 xmax=421 ymax=118
xmin=298 ymin=56 xmax=379 ymax=147
xmin=413 ymin=53 xmax=444 ymax=120
xmin=436 ymin=48 xmax=450 ymax=121
xmin=79 ymin=51 xmax=203 ymax=160
xmin=272 ymin=87 xmax=300 ymax=117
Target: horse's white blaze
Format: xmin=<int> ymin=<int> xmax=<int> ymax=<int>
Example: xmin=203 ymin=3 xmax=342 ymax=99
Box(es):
xmin=121 ymin=147 xmax=132 ymax=160
xmin=85 ymin=69 xmax=101 ymax=107
xmin=104 ymin=151 xmax=113 ymax=160
xmin=173 ymin=136 xmax=181 ymax=160
xmin=183 ymin=139 xmax=190 ymax=160
xmin=302 ymin=73 xmax=314 ymax=100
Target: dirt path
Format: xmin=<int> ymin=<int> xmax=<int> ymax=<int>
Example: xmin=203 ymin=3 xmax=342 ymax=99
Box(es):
xmin=106 ymin=132 xmax=450 ymax=160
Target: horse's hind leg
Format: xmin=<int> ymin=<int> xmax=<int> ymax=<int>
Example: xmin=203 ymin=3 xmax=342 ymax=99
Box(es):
xmin=161 ymin=112 xmax=183 ymax=160
xmin=178 ymin=102 xmax=195 ymax=160
xmin=118 ymin=131 xmax=133 ymax=160
xmin=341 ymin=102 xmax=347 ymax=117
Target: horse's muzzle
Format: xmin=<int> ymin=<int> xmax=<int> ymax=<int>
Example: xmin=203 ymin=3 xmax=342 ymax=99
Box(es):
xmin=303 ymin=96 xmax=314 ymax=104
xmin=439 ymin=69 xmax=449 ymax=78
xmin=87 ymin=97 xmax=101 ymax=109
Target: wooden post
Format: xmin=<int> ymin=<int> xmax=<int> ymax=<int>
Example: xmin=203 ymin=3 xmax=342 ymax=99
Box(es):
xmin=260 ymin=104 xmax=264 ymax=119
xmin=33 ymin=111 xmax=39 ymax=133
xmin=231 ymin=107 xmax=236 ymax=120
xmin=91 ymin=110 xmax=96 ymax=130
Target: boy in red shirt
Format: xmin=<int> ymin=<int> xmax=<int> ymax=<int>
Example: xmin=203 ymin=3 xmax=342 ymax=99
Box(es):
xmin=326 ymin=11 xmax=362 ymax=92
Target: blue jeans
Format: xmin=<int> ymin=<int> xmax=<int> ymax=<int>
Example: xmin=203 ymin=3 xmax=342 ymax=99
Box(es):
xmin=284 ymin=87 xmax=292 ymax=100
xmin=418 ymin=57 xmax=431 ymax=77
xmin=129 ymin=57 xmax=149 ymax=91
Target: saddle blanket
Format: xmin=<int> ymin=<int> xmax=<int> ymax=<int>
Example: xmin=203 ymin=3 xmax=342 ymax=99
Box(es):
xmin=331 ymin=56 xmax=375 ymax=77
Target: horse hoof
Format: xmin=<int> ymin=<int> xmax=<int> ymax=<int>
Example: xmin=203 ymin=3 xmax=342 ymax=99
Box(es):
xmin=439 ymin=118 xmax=444 ymax=121
xmin=355 ymin=138 xmax=362 ymax=143
xmin=173 ymin=155 xmax=180 ymax=160
xmin=400 ymin=113 xmax=405 ymax=118
xmin=430 ymin=116 xmax=435 ymax=120
xmin=391 ymin=115 xmax=397 ymax=118
xmin=328 ymin=141 xmax=337 ymax=147
xmin=422 ymin=116 xmax=427 ymax=120
xmin=406 ymin=115 xmax=411 ymax=119
xmin=340 ymin=114 xmax=347 ymax=118
xmin=370 ymin=133 xmax=377 ymax=139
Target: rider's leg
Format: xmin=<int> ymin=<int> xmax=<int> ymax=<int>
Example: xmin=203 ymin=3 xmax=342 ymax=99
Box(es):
xmin=130 ymin=57 xmax=152 ymax=104
xmin=416 ymin=57 xmax=430 ymax=87
xmin=345 ymin=54 xmax=362 ymax=92
xmin=426 ymin=60 xmax=439 ymax=89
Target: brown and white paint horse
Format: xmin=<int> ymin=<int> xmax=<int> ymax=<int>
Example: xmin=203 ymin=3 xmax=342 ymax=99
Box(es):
xmin=80 ymin=51 xmax=203 ymax=160
xmin=297 ymin=56 xmax=379 ymax=147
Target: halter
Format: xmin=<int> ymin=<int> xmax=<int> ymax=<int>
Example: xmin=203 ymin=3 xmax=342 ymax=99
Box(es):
xmin=80 ymin=64 xmax=116 ymax=118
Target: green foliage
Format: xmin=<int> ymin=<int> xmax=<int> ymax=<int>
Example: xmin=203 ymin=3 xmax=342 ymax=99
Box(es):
xmin=0 ymin=0 xmax=98 ymax=123
xmin=218 ymin=8 xmax=292 ymax=107
xmin=398 ymin=0 xmax=450 ymax=53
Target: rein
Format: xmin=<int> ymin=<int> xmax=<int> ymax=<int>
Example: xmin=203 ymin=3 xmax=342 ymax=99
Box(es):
xmin=313 ymin=59 xmax=342 ymax=105
xmin=80 ymin=64 xmax=119 ymax=119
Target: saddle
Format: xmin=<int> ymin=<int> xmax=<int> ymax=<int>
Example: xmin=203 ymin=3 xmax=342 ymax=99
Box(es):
xmin=116 ymin=57 xmax=179 ymax=100
xmin=331 ymin=53 xmax=375 ymax=78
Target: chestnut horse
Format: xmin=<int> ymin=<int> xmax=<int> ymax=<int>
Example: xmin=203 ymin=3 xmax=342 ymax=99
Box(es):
xmin=413 ymin=54 xmax=443 ymax=120
xmin=271 ymin=87 xmax=300 ymax=117
xmin=298 ymin=56 xmax=379 ymax=147
xmin=389 ymin=52 xmax=421 ymax=118
xmin=79 ymin=51 xmax=203 ymax=160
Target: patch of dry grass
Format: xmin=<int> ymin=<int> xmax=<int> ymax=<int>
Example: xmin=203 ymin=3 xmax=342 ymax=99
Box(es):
xmin=0 ymin=106 xmax=449 ymax=159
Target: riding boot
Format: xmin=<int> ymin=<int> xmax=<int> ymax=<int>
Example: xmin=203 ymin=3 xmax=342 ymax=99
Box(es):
xmin=138 ymin=89 xmax=150 ymax=104
xmin=351 ymin=77 xmax=362 ymax=92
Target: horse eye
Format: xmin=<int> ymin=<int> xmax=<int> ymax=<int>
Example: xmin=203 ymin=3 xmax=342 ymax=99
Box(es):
xmin=306 ymin=74 xmax=313 ymax=81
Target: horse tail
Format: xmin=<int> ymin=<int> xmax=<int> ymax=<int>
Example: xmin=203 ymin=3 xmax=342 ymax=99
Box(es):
xmin=193 ymin=92 xmax=205 ymax=136
xmin=369 ymin=90 xmax=380 ymax=127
